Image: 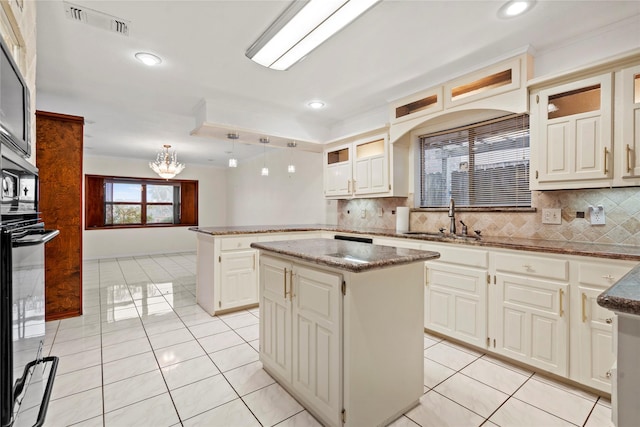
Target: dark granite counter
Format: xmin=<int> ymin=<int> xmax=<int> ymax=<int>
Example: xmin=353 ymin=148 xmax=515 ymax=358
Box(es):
xmin=189 ymin=225 xmax=640 ymax=262
xmin=598 ymin=265 xmax=640 ymax=316
xmin=250 ymin=238 xmax=440 ymax=273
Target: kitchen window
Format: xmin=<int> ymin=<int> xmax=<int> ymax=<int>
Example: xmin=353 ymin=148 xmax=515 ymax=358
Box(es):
xmin=85 ymin=175 xmax=198 ymax=229
xmin=419 ymin=113 xmax=531 ymax=208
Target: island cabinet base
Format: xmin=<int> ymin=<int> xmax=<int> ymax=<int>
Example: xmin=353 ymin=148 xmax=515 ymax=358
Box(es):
xmin=259 ymin=254 xmax=424 ymax=427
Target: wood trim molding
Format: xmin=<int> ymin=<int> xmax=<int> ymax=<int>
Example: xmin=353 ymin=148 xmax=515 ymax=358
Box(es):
xmin=36 ymin=110 xmax=85 ymax=124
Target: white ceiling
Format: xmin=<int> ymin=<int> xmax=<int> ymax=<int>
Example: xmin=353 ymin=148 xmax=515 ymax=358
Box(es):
xmin=35 ymin=0 xmax=640 ymax=167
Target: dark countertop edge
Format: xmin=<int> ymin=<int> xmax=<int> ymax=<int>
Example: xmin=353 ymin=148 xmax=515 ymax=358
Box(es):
xmin=597 ymin=265 xmax=640 ymax=316
xmin=189 ymin=225 xmax=640 ymax=262
xmin=250 ymin=241 xmax=440 ymax=273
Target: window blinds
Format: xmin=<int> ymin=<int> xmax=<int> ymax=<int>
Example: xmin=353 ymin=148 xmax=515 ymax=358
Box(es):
xmin=419 ymin=114 xmax=530 ymax=208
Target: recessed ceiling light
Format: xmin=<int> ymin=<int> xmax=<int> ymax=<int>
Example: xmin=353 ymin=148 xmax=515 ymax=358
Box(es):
xmin=135 ymin=52 xmax=162 ymax=66
xmin=307 ymin=101 xmax=325 ymax=109
xmin=497 ymin=0 xmax=535 ymax=19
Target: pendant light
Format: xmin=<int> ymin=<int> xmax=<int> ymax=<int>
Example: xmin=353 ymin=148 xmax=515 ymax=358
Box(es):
xmin=227 ymin=132 xmax=239 ymax=168
xmin=287 ymin=141 xmax=297 ymax=174
xmin=260 ymin=137 xmax=269 ymax=176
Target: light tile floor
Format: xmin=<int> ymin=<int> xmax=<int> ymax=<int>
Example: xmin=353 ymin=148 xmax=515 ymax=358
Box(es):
xmin=27 ymin=253 xmax=612 ymax=426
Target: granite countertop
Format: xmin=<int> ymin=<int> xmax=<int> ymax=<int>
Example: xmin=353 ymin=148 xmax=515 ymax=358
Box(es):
xmin=597 ymin=265 xmax=640 ymax=316
xmin=250 ymin=238 xmax=440 ymax=273
xmin=189 ymin=224 xmax=640 ymax=262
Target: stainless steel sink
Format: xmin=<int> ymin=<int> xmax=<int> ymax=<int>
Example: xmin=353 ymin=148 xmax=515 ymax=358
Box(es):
xmin=402 ymin=231 xmax=480 ymax=241
xmin=402 ymin=231 xmax=446 ymax=237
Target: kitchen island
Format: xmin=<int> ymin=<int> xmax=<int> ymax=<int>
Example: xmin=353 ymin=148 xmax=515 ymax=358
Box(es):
xmin=250 ymin=238 xmax=439 ymax=427
xmin=598 ymin=265 xmax=640 ymax=427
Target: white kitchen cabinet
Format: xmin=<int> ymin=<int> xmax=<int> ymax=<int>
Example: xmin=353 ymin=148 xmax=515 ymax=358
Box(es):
xmin=388 ymin=53 xmax=532 ymax=144
xmin=324 ymin=143 xmax=352 ymax=197
xmin=257 ymin=250 xmax=425 ymax=427
xmin=196 ymin=234 xmax=259 ymax=315
xmin=570 ymin=260 xmax=633 ymax=393
xmin=353 ymin=137 xmax=388 ymax=195
xmin=219 ymin=250 xmax=257 ymax=310
xmin=425 ymin=263 xmax=488 ymax=349
xmin=196 ymin=232 xmax=327 ymax=316
xmin=260 ymin=255 xmax=343 ymax=426
xmin=291 ymin=264 xmax=343 ymax=425
xmin=490 ymin=251 xmax=570 ymax=376
xmin=259 ymin=255 xmax=292 ymax=382
xmin=531 ymin=73 xmax=613 ymax=189
xmin=324 ymin=132 xmax=407 ymax=199
xmin=421 ymin=243 xmax=489 ymax=349
xmin=614 ymin=63 xmax=640 ymax=185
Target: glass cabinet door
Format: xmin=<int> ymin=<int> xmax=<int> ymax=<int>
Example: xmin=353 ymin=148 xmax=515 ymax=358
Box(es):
xmin=537 ymin=73 xmax=612 ymax=183
xmin=621 ymin=65 xmax=640 ymax=178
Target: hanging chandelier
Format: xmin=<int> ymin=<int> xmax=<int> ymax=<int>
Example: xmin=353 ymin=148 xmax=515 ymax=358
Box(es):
xmin=149 ymin=144 xmax=185 ymax=179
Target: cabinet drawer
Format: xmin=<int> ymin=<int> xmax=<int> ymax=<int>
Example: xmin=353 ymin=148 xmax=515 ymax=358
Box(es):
xmin=220 ymin=236 xmax=257 ymax=251
xmin=494 ymin=252 xmax=568 ymax=281
xmin=576 ymin=262 xmax=632 ymax=288
xmin=421 ymin=243 xmax=488 ymax=268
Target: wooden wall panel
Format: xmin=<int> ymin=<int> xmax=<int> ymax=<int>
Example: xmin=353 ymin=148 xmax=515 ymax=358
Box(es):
xmin=36 ymin=111 xmax=83 ymax=320
xmin=181 ymin=180 xmax=198 ymax=225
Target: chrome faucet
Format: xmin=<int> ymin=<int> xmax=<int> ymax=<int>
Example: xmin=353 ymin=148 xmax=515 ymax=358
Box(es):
xmin=448 ymin=198 xmax=456 ymax=234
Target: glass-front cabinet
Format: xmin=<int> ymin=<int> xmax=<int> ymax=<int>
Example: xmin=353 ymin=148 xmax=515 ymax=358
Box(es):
xmin=324 ymin=143 xmax=352 ymax=197
xmin=615 ymin=64 xmax=640 ymax=183
xmin=530 ymin=73 xmax=613 ymax=189
xmin=353 ymin=138 xmax=388 ymax=195
xmin=323 ymin=132 xmax=405 ymax=199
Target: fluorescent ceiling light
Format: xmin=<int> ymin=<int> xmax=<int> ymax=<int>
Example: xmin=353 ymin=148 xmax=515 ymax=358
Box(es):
xmin=246 ymin=0 xmax=381 ymax=71
xmin=497 ymin=1 xmax=536 ymax=19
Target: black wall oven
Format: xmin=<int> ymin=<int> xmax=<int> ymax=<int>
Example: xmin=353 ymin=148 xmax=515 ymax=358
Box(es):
xmin=0 ymin=147 xmax=59 ymax=427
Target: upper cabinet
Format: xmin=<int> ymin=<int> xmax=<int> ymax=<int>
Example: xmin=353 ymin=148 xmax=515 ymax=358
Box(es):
xmin=614 ymin=63 xmax=640 ymax=185
xmin=531 ymin=73 xmax=613 ymax=187
xmin=324 ymin=143 xmax=352 ymax=197
xmin=529 ymin=51 xmax=640 ymax=190
xmin=323 ymin=132 xmax=408 ymax=199
xmin=353 ymin=137 xmax=388 ymax=195
xmin=389 ymin=54 xmax=532 ymax=144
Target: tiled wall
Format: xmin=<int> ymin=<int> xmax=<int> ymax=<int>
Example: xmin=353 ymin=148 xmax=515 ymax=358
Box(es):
xmin=337 ymin=187 xmax=640 ymax=246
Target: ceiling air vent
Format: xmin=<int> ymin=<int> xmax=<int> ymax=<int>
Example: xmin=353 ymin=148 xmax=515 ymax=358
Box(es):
xmin=63 ymin=1 xmax=130 ymax=36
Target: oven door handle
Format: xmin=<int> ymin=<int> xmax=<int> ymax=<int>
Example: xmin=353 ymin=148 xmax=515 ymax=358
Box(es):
xmin=13 ymin=356 xmax=59 ymax=427
xmin=12 ymin=229 xmax=59 ymax=247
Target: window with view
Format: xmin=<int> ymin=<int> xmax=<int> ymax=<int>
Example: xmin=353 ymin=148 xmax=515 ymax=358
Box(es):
xmin=419 ymin=114 xmax=530 ymax=208
xmin=104 ymin=181 xmax=180 ymax=225
xmin=85 ymin=175 xmax=198 ymax=229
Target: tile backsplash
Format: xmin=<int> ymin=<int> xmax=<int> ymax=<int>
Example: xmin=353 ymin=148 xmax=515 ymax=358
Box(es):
xmin=337 ymin=187 xmax=640 ymax=246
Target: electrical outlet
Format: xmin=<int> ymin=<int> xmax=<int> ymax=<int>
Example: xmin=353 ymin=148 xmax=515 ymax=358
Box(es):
xmin=360 ymin=209 xmax=366 ymax=219
xmin=542 ymin=208 xmax=562 ymax=225
xmin=377 ymin=207 xmax=383 ymax=217
xmin=589 ymin=205 xmax=606 ymax=225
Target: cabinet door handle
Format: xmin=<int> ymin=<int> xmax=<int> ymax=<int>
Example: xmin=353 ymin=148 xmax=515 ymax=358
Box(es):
xmin=347 ymin=180 xmax=351 ymax=193
xmin=559 ymin=289 xmax=565 ymax=317
xmin=283 ymin=268 xmax=288 ymax=299
xmin=602 ymin=274 xmax=615 ymax=281
xmin=289 ymin=269 xmax=294 ymax=301
xmin=627 ymin=144 xmax=633 ymax=173
xmin=604 ymin=147 xmax=609 ymax=175
xmin=606 ymin=370 xmax=612 ymax=378
xmin=581 ymin=292 xmax=587 ymax=323
xmin=606 ymin=317 xmax=613 ymax=324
